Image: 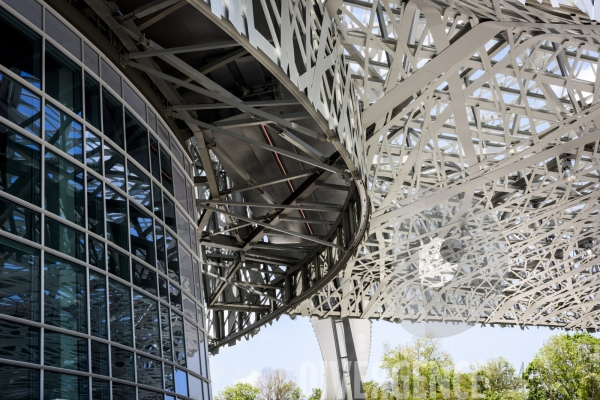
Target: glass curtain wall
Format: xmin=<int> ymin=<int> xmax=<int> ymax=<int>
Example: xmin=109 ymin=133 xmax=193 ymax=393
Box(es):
xmin=0 ymin=2 xmax=209 ymax=399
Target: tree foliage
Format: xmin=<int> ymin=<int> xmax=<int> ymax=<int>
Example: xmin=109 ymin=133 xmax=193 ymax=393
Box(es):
xmin=216 ymin=383 xmax=260 ymax=400
xmin=256 ymin=368 xmax=304 ymax=400
xmin=307 ymin=388 xmax=321 ymax=400
xmin=471 ymin=357 xmax=524 ymax=400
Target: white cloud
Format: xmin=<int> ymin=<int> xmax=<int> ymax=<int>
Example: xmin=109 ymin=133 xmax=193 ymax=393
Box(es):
xmin=237 ymin=370 xmax=260 ymax=385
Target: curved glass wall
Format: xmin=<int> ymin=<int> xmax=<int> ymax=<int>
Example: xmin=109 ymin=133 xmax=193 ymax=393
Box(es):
xmin=0 ymin=1 xmax=210 ymax=399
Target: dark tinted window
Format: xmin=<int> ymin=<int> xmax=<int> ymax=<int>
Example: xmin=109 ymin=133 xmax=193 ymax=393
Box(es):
xmin=0 ymin=73 xmax=41 ymax=136
xmin=102 ymin=88 xmax=123 ymax=148
xmin=0 ymin=7 xmax=41 ymax=87
xmin=0 ymin=196 xmax=40 ymax=243
xmin=44 ymin=101 xmax=83 ymax=161
xmin=0 ymin=319 xmax=39 ymax=364
xmin=44 ymin=217 xmax=85 ymax=261
xmin=89 ymin=271 xmax=108 ymax=339
xmin=45 ymin=43 xmax=82 ymax=115
xmin=85 ymin=72 xmax=101 ymax=129
xmin=44 ymin=150 xmax=85 ymax=226
xmin=125 ymin=110 xmax=149 ymax=170
xmin=108 ymin=279 xmax=133 ymax=347
xmin=44 ymin=370 xmax=88 ymax=399
xmin=44 ymin=330 xmax=88 ymax=371
xmin=0 ymin=363 xmax=39 ymax=399
xmin=130 ymin=204 xmax=155 ymax=266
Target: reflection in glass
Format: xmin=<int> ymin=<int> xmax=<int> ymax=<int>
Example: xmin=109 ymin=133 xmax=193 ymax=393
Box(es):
xmin=130 ymin=204 xmax=155 ymax=266
xmin=44 ymin=371 xmax=88 ymax=400
xmin=91 ymin=340 xmax=109 ymax=376
xmin=86 ymin=129 xmax=102 ymax=174
xmin=112 ymin=383 xmax=136 ymax=400
xmin=174 ymin=166 xmax=187 ymax=211
xmin=89 ymin=271 xmax=108 ymax=339
xmin=164 ymin=363 xmax=175 ymax=392
xmin=44 ymin=254 xmax=87 ymax=333
xmin=0 ymin=319 xmax=39 ymax=363
xmin=177 ymin=208 xmax=192 ymax=250
xmin=102 ymin=88 xmax=124 ymax=148
xmin=194 ymin=261 xmax=203 ymax=303
xmin=134 ymin=291 xmax=160 ymax=356
xmin=87 ymin=174 xmax=104 ymax=236
xmin=150 ymin=136 xmax=161 ymax=181
xmin=153 ymin=183 xmax=163 ymax=220
xmin=133 ymin=261 xmax=156 ymax=295
xmin=0 ymin=122 xmax=41 ymax=205
xmin=0 ymin=7 xmax=42 ymax=87
xmin=137 ymin=354 xmax=163 ymax=389
xmin=189 ymin=375 xmax=204 ymax=400
xmin=109 ymin=279 xmax=133 ymax=347
xmin=172 ymin=312 xmax=186 ymax=367
xmin=0 ymin=236 xmax=40 ymax=321
xmin=185 ymin=319 xmax=201 ymax=375
xmin=128 ymin=161 xmax=151 ymax=210
xmin=139 ymin=388 xmax=163 ymax=400
xmin=156 ymin=223 xmax=166 ymax=274
xmin=85 ymin=72 xmax=101 ymax=129
xmin=44 ymin=217 xmax=85 ymax=261
xmin=0 ymin=364 xmax=39 ymax=399
xmin=0 ymin=73 xmax=42 ymax=136
xmin=45 ymin=43 xmax=82 ymax=116
xmin=159 ymin=277 xmax=169 ymax=303
xmin=44 ymin=101 xmax=83 ymax=162
xmin=166 ymin=232 xmax=179 ymax=283
xmin=160 ymin=304 xmax=172 ymax=362
xmin=183 ymin=294 xmax=197 ymax=323
xmin=0 ymin=196 xmax=40 ymax=243
xmin=92 ymin=379 xmax=110 ymax=400
xmin=200 ymin=331 xmax=208 ymax=377
xmin=111 ymin=346 xmax=135 ymax=382
xmin=106 ymin=185 xmax=128 ymax=250
xmin=175 ymin=368 xmax=188 ymax=396
xmin=169 ymin=283 xmax=182 ymax=312
xmin=125 ymin=111 xmax=149 ymax=170
xmin=164 ymin=194 xmax=176 ymax=232
xmin=108 ymin=246 xmax=129 ymax=281
xmin=180 ymin=246 xmax=193 ymax=295
xmin=89 ymin=238 xmax=105 ymax=269
xmin=104 ymin=142 xmax=126 ymax=190
xmin=44 ymin=330 xmax=88 ymax=371
xmin=160 ymin=148 xmax=173 ymax=194
xmin=44 ymin=150 xmax=85 ymax=226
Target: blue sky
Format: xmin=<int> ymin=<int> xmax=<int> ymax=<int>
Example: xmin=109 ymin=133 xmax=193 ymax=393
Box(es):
xmin=209 ymin=315 xmax=588 ymax=395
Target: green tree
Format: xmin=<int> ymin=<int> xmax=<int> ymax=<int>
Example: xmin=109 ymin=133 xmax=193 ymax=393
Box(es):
xmin=307 ymin=388 xmax=321 ymax=400
xmin=216 ymin=382 xmax=260 ymax=400
xmin=256 ymin=368 xmax=304 ymax=400
xmin=472 ymin=357 xmax=523 ymax=400
xmin=524 ymin=333 xmax=600 ymax=400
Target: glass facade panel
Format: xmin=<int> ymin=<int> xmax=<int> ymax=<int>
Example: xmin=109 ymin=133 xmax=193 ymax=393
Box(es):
xmin=174 ymin=166 xmax=187 ymax=211
xmin=104 ymin=142 xmax=126 ymax=189
xmin=139 ymin=388 xmax=163 ymax=400
xmin=167 ymin=232 xmax=179 ymax=283
xmin=150 ymin=136 xmax=161 ymax=181
xmin=44 ymin=150 xmax=85 ymax=226
xmin=0 ymin=122 xmax=41 ymax=205
xmin=189 ymin=375 xmax=204 ymax=400
xmin=89 ymin=271 xmax=108 ymax=339
xmin=111 ymin=346 xmax=135 ymax=382
xmin=45 ymin=43 xmax=82 ymax=116
xmin=0 ymin=195 xmax=40 ymax=242
xmin=133 ymin=261 xmax=157 ymax=295
xmin=137 ymin=354 xmax=163 ymax=389
xmin=102 ymin=87 xmax=123 ymax=148
xmin=0 ymin=236 xmax=40 ymax=321
xmin=44 ymin=254 xmax=87 ymax=332
xmin=109 ymin=279 xmax=133 ymax=347
xmin=0 ymin=363 xmax=39 ymax=399
xmin=164 ymin=363 xmax=175 ymax=392
xmin=183 ymin=293 xmax=197 ymax=323
xmin=160 ymin=304 xmax=172 ymax=362
xmin=153 ymin=182 xmax=163 ymax=220
xmin=108 ymin=246 xmax=129 ymax=281
xmin=128 ymin=161 xmax=152 ymax=210
xmin=92 ymin=379 xmax=110 ymax=400
xmin=106 ymin=185 xmax=128 ymax=250
xmin=44 ymin=330 xmax=88 ymax=371
xmin=86 ymin=128 xmax=102 ymax=174
xmin=85 ymin=72 xmax=101 ymax=129
xmin=0 ymin=318 xmax=39 ymax=363
xmin=0 ymin=73 xmax=42 ymax=136
xmin=44 ymin=217 xmax=85 ymax=261
xmin=89 ymin=237 xmax=105 ymax=269
xmin=126 ymin=111 xmax=149 ymax=171
xmin=164 ymin=194 xmax=176 ymax=232
xmin=113 ymin=383 xmax=136 ymax=400
xmin=133 ymin=291 xmax=160 ymax=356
xmin=0 ymin=7 xmax=41 ymax=87
xmin=91 ymin=340 xmax=109 ymax=375
xmin=177 ymin=208 xmax=191 ymax=249
xmin=156 ymin=223 xmax=166 ymax=274
xmin=44 ymin=371 xmax=88 ymax=400
xmin=172 ymin=312 xmax=186 ymax=367
xmin=87 ymin=174 xmax=104 ymax=236
xmin=160 ymin=148 xmax=173 ymax=194
xmin=44 ymin=101 xmax=83 ymax=162
xmin=199 ymin=331 xmax=208 ymax=378
xmin=185 ymin=319 xmax=201 ymax=375
xmin=175 ymin=368 xmax=188 ymax=396
xmin=130 ymin=203 xmax=155 ymax=266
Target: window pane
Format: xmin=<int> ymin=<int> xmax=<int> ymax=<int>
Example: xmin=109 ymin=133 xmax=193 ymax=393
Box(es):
xmin=44 ymin=370 xmax=88 ymax=400
xmin=159 ymin=277 xmax=169 ymax=303
xmin=175 ymin=369 xmax=188 ymax=396
xmin=137 ymin=355 xmax=163 ymax=389
xmin=87 ymin=174 xmax=104 ymax=236
xmin=164 ymin=194 xmax=176 ymax=232
xmin=187 ymin=180 xmax=195 ymax=219
xmin=167 ymin=232 xmax=179 ymax=283
xmin=44 ymin=217 xmax=85 ymax=261
xmin=0 ymin=196 xmax=40 ymax=242
xmin=89 ymin=238 xmax=105 ymax=269
xmin=0 ymin=73 xmax=42 ymax=135
xmin=193 ymin=261 xmax=202 ymax=303
xmin=84 ymin=44 xmax=99 ymax=75
xmin=91 ymin=340 xmax=109 ymax=376
xmin=44 ymin=254 xmax=87 ymax=333
xmin=0 ymin=319 xmax=39 ymax=363
xmin=170 ymin=285 xmax=182 ymax=314
xmin=44 ymin=330 xmax=88 ymax=371
xmin=180 ymin=246 xmax=193 ymax=295
xmin=92 ymin=379 xmax=110 ymax=400
xmin=45 ymin=43 xmax=82 ymax=116
xmin=102 ymin=88 xmax=123 ymax=148
xmin=112 ymin=383 xmax=136 ymax=400
xmin=139 ymin=388 xmax=163 ymax=400
xmin=133 ymin=291 xmax=160 ymax=356
xmin=111 ymin=346 xmax=135 ymax=382
xmin=174 ymin=166 xmax=187 ymax=211
xmin=85 ymin=72 xmax=101 ymax=129
xmin=160 ymin=304 xmax=172 ymax=362
xmin=177 ymin=209 xmax=191 ymax=249
xmin=152 ymin=183 xmax=163 ymax=220
xmin=172 ymin=312 xmax=186 ymax=367
xmin=0 ymin=236 xmax=40 ymax=321
xmin=199 ymin=330 xmax=208 ymax=378
xmin=0 ymin=122 xmax=41 ymax=205
xmin=104 ymin=142 xmax=125 ymax=190
xmin=130 ymin=204 xmax=154 ymax=266
xmin=160 ymin=148 xmax=173 ymax=194
xmin=184 ymin=319 xmax=200 ymax=375
xmin=170 ymin=140 xmax=185 ymax=168
xmin=44 ymin=101 xmax=83 ymax=162
xmin=108 ymin=246 xmax=129 ymax=282
xmin=156 ymin=224 xmax=166 ymax=274
xmin=0 ymin=363 xmax=39 ymax=398
xmin=164 ymin=363 xmax=175 ymax=392
xmin=90 ymin=271 xmax=108 ymax=339
xmin=106 ymin=186 xmax=128 ymax=250
xmin=150 ymin=136 xmax=160 ymax=181
xmin=189 ymin=375 xmax=204 ymax=400
xmin=0 ymin=7 xmax=41 ymax=86
xmin=132 ymin=261 xmax=156 ymax=295
xmin=44 ymin=150 xmax=85 ymax=226
xmin=183 ymin=294 xmax=197 ymax=323
xmin=125 ymin=111 xmax=149 ymax=170
xmin=108 ymin=279 xmax=132 ymax=347
xmin=85 ymin=129 xmax=102 ymax=174
xmin=127 ymin=161 xmax=151 ymax=210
